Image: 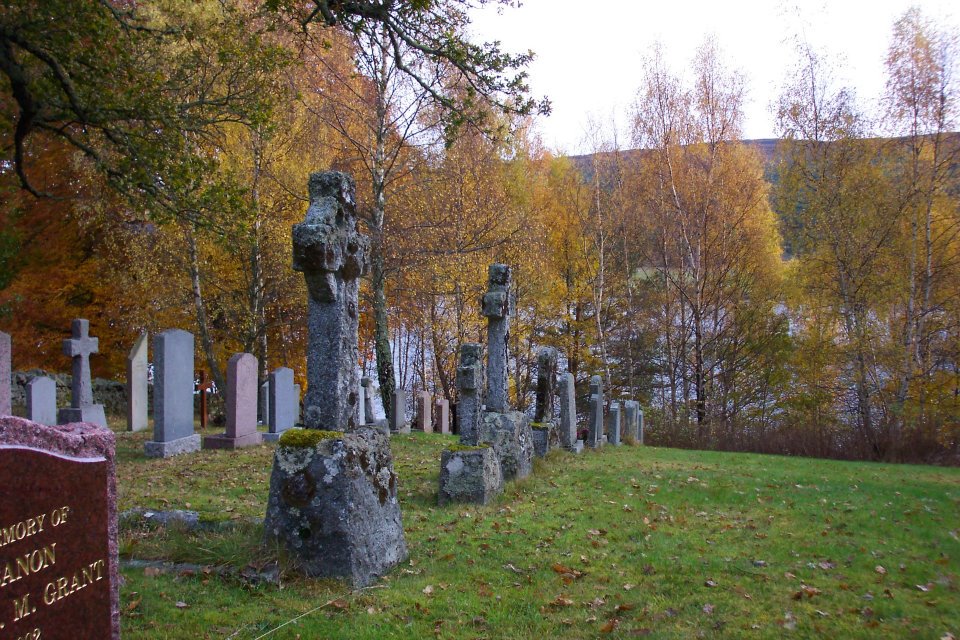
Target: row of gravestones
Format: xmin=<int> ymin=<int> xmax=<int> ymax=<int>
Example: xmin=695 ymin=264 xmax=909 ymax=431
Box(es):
xmin=414 ymin=391 xmax=451 ymax=434
xmin=0 ymin=323 xmax=306 ymax=458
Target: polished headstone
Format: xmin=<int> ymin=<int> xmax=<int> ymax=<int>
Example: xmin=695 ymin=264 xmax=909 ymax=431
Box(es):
xmin=264 ymin=367 xmax=296 ymax=442
xmin=260 ymin=380 xmax=270 ymax=424
xmin=126 ymin=333 xmax=148 ymax=432
xmin=26 ymin=376 xmax=57 ymax=426
xmin=390 ymin=388 xmax=409 ymax=433
xmin=57 ymin=319 xmax=106 ymax=428
xmin=0 ymin=415 xmax=120 ymax=639
xmin=145 ymin=329 xmax=200 ymax=458
xmin=204 ymin=353 xmax=262 ymax=450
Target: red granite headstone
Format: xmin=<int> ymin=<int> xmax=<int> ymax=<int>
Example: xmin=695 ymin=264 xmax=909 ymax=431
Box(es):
xmin=0 ymin=416 xmax=119 ymax=640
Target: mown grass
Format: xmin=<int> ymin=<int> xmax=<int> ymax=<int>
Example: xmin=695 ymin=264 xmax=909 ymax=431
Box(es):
xmin=112 ymin=420 xmax=960 ymax=639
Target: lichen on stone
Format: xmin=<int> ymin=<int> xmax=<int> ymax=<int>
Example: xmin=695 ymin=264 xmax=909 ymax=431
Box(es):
xmin=278 ymin=428 xmax=343 ymax=448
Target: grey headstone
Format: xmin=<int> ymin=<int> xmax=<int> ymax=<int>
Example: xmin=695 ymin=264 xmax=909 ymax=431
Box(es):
xmin=586 ymin=375 xmax=604 ymax=448
xmin=390 ymin=388 xmax=409 ymax=433
xmin=439 ymin=446 xmax=503 ymax=505
xmin=434 ymin=397 xmax=450 ymax=434
xmin=26 ymin=376 xmax=57 ymax=426
xmin=639 ymin=407 xmax=645 ymax=445
xmin=263 ymin=367 xmax=296 ymax=441
xmin=361 ymin=377 xmax=375 ymax=424
xmin=482 ymin=264 xmax=512 ymax=412
xmin=558 ymin=372 xmax=578 ymax=451
xmin=145 ymin=329 xmax=200 ymax=458
xmin=260 ymin=381 xmax=270 ymax=425
xmin=531 ymin=423 xmax=559 ymax=457
xmin=58 ymin=319 xmax=107 ymax=428
xmin=623 ymin=401 xmax=639 ymax=441
xmin=0 ymin=331 xmax=10 ymax=416
xmin=534 ymin=346 xmax=558 ymax=423
xmin=416 ymin=390 xmax=432 ymax=432
xmin=357 ymin=383 xmax=366 ymax=425
xmin=608 ymin=402 xmax=622 ymax=446
xmin=127 ymin=333 xmax=149 ymax=432
xmin=204 ymin=353 xmax=262 ymax=449
xmin=456 ymin=343 xmax=484 ymax=444
xmin=293 ymin=171 xmax=369 ymax=432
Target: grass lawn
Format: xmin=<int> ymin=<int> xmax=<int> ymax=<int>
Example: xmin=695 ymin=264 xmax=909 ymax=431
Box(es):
xmin=114 ymin=422 xmax=960 ymax=639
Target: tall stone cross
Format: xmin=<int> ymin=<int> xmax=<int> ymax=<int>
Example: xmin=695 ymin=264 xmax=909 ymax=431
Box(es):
xmin=58 ymin=318 xmax=107 ymax=427
xmin=482 ymin=264 xmax=513 ymax=413
xmin=292 ymin=171 xmax=369 ymax=431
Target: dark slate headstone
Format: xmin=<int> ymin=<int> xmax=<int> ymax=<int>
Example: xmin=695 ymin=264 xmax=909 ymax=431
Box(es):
xmin=0 ymin=416 xmax=119 ymax=640
xmin=204 ymin=353 xmax=262 ymax=450
xmin=57 ymin=320 xmax=106 ymax=429
xmin=126 ymin=334 xmax=148 ymax=433
xmin=608 ymin=402 xmax=622 ymax=446
xmin=0 ymin=331 xmax=10 ymax=416
xmin=26 ymin=376 xmax=57 ymax=426
xmin=145 ymin=329 xmax=200 ymax=458
xmin=263 ymin=367 xmax=296 ymax=442
xmin=260 ymin=381 xmax=270 ymax=425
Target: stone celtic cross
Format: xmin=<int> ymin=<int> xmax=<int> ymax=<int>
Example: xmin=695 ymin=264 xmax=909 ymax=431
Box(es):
xmin=482 ymin=264 xmax=513 ymax=413
xmin=292 ymin=171 xmax=370 ymax=431
xmin=64 ymin=319 xmax=98 ymax=408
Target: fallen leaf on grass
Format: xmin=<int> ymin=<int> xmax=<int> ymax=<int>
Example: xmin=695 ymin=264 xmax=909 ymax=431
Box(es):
xmin=422 ymin=585 xmax=434 ymax=596
xmin=175 ymin=601 xmax=189 ymax=609
xmin=705 ymin=579 xmax=718 ymax=588
xmin=125 ymin=595 xmax=142 ymax=612
xmin=550 ymin=595 xmax=575 ymax=607
xmin=600 ymin=618 xmax=620 ymax=633
xmin=702 ymin=604 xmax=714 ymax=614
xmin=328 ymin=599 xmax=349 ymax=611
xmin=144 ymin=567 xmax=161 ymax=577
xmin=875 ymin=566 xmax=887 ymax=576
xmin=622 ymin=583 xmax=635 ymax=591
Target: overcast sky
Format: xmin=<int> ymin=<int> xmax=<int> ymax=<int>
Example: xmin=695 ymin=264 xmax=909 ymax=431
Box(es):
xmin=469 ymin=0 xmax=959 ymax=154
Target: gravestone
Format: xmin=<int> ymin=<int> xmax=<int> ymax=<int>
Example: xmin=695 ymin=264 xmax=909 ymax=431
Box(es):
xmin=361 ymin=377 xmax=375 ymax=424
xmin=0 ymin=415 xmax=120 ymax=639
xmin=357 ymin=383 xmax=366 ymax=425
xmin=294 ymin=384 xmax=302 ymax=423
xmin=264 ymin=367 xmax=296 ymax=442
xmin=482 ymin=264 xmax=512 ymax=412
xmin=534 ymin=347 xmax=558 ymax=423
xmin=144 ymin=329 xmax=200 ymax=458
xmin=434 ymin=397 xmax=450 ymax=434
xmin=26 ymin=376 xmax=57 ymax=426
xmin=558 ymin=372 xmax=582 ymax=452
xmin=456 ymin=343 xmax=484 ymax=444
xmin=292 ymin=172 xmax=368 ymax=431
xmin=438 ymin=445 xmax=502 ymax=505
xmin=57 ymin=320 xmax=106 ymax=429
xmin=204 ymin=353 xmax=262 ymax=450
xmin=265 ymin=172 xmax=407 ymax=587
xmin=1 ymin=330 xmax=10 ymax=416
xmin=126 ymin=334 xmax=148 ymax=432
xmin=390 ymin=389 xmax=409 ymax=434
xmin=623 ymin=401 xmax=639 ymax=442
xmin=260 ymin=381 xmax=270 ymax=425
xmin=608 ymin=402 xmax=622 ymax=446
xmin=416 ymin=391 xmax=432 ymax=433
xmin=639 ymin=407 xmax=645 ymax=445
xmin=587 ymin=375 xmax=604 ymax=448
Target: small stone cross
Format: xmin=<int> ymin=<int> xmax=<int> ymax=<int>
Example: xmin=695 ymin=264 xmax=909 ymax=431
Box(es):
xmin=63 ymin=319 xmax=98 ymax=408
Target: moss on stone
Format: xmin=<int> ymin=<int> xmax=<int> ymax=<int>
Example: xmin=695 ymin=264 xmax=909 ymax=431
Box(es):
xmin=531 ymin=422 xmax=551 ymax=431
xmin=278 ymin=428 xmax=342 ymax=448
xmin=445 ymin=443 xmax=490 ymax=453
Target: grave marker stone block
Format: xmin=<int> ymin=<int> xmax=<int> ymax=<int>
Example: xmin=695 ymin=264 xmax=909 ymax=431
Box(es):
xmin=144 ymin=329 xmax=200 ymax=458
xmin=260 ymin=381 xmax=270 ymax=425
xmin=558 ymin=372 xmax=581 ymax=452
xmin=390 ymin=389 xmax=409 ymax=434
xmin=482 ymin=264 xmax=512 ymax=412
xmin=263 ymin=367 xmax=296 ymax=442
xmin=57 ymin=320 xmax=106 ymax=428
xmin=204 ymin=353 xmax=262 ymax=450
xmin=587 ymin=375 xmax=604 ymax=448
xmin=361 ymin=377 xmax=375 ymax=424
xmin=126 ymin=334 xmax=148 ymax=432
xmin=456 ymin=343 xmax=484 ymax=444
xmin=0 ymin=415 xmax=120 ymax=639
xmin=534 ymin=346 xmax=558 ymax=423
xmin=26 ymin=376 xmax=57 ymax=426
xmin=608 ymin=401 xmax=622 ymax=446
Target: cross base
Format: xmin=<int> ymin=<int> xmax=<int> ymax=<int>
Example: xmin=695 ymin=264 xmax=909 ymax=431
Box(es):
xmin=202 ymin=432 xmax=263 ymax=450
xmin=144 ymin=434 xmax=201 ymax=458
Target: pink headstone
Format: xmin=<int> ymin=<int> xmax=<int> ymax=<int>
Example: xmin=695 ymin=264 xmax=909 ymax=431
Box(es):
xmin=203 ymin=353 xmax=262 ymax=450
xmin=416 ymin=391 xmax=433 ymax=433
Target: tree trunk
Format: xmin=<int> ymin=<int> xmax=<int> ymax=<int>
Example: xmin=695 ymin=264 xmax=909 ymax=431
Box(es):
xmin=185 ymin=224 xmax=225 ymax=393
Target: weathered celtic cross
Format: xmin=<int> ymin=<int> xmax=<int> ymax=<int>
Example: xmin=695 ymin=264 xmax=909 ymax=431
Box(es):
xmin=58 ymin=318 xmax=107 ymax=427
